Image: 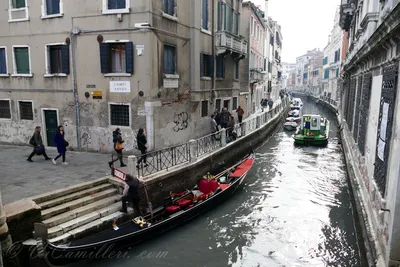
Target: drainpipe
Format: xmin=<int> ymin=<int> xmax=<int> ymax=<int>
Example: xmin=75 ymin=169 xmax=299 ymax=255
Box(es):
xmin=70 ymin=30 xmax=81 ymax=151
xmin=211 ymin=0 xmax=216 ymax=98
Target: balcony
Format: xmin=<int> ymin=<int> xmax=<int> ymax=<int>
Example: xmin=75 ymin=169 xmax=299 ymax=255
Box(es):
xmin=339 ymin=0 xmax=356 ymax=31
xmin=216 ymin=31 xmax=248 ymax=58
xmin=249 ymin=68 xmax=265 ymax=83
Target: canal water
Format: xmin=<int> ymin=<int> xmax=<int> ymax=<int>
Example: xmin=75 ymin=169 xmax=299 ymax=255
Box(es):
xmin=69 ymin=97 xmax=366 ymax=267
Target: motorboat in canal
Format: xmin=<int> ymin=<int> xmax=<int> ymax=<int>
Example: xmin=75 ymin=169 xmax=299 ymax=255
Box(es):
xmin=293 ymin=114 xmax=329 ymax=146
xmin=283 ymin=118 xmax=298 ymax=131
xmin=290 ymin=98 xmax=303 ymax=110
xmin=288 ymin=109 xmax=300 ymax=117
xmin=286 ymin=116 xmax=301 ymax=124
xmin=40 ymin=150 xmax=256 ymax=266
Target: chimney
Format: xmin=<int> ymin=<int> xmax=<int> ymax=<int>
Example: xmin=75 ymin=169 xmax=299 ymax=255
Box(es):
xmin=264 ymin=0 xmax=268 ymax=18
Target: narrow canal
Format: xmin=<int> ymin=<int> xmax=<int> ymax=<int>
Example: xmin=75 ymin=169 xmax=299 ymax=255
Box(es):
xmin=70 ymin=97 xmax=366 ymax=267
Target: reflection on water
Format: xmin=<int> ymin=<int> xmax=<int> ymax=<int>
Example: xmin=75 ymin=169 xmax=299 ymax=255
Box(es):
xmin=69 ymin=98 xmax=364 ymax=267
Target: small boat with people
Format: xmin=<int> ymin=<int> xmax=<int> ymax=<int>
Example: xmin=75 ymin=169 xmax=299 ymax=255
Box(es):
xmin=293 ymin=114 xmax=329 ymax=146
xmin=39 ymin=150 xmax=256 ymax=266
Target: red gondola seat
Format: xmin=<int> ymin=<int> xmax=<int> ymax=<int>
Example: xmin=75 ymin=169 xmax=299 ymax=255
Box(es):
xmin=229 ymin=158 xmax=254 ymax=178
xmin=165 ymin=205 xmax=180 ymax=213
xmin=198 ymin=179 xmax=212 ymax=194
xmin=209 ymin=179 xmax=219 ymax=192
xmin=177 ymin=199 xmax=192 ymax=208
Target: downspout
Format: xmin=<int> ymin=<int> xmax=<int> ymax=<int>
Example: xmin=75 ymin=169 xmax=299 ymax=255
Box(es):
xmin=70 ymin=30 xmax=81 ymax=151
xmin=211 ymin=0 xmax=216 ymax=98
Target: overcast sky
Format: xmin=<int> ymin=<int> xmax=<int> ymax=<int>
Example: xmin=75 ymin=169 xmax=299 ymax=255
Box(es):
xmin=252 ymin=0 xmax=340 ymax=63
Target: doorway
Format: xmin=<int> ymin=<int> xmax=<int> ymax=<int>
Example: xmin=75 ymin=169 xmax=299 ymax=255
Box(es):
xmin=223 ymin=99 xmax=230 ymax=110
xmin=43 ymin=110 xmax=58 ymax=147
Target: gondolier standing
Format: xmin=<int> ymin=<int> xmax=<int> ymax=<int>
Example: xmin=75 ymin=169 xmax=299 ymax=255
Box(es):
xmin=121 ymin=174 xmax=142 ymax=216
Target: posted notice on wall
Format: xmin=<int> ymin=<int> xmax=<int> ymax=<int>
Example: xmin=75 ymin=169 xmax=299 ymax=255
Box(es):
xmin=380 ymin=102 xmax=389 ymax=142
xmin=110 ymin=81 xmax=131 ymax=93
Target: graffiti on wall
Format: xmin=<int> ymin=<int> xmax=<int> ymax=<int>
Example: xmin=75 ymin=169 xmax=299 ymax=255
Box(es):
xmin=173 ymin=112 xmax=188 ymax=132
xmin=81 ymin=132 xmax=91 ymax=146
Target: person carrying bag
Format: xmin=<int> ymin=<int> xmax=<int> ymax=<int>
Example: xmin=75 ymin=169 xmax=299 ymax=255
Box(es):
xmin=108 ymin=128 xmax=127 ymax=168
xmin=27 ymin=126 xmax=51 ymax=162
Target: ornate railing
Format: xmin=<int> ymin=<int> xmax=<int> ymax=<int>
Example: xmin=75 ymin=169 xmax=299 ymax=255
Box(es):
xmin=130 ymin=97 xmax=289 ymax=178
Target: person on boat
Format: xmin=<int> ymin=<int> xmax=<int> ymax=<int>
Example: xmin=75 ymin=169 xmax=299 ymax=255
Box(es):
xmin=121 ymin=174 xmax=142 ymax=215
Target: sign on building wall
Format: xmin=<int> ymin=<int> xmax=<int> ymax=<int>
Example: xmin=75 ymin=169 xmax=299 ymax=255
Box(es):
xmin=110 ymin=81 xmax=131 ymax=93
xmin=163 ymin=79 xmax=179 ymax=88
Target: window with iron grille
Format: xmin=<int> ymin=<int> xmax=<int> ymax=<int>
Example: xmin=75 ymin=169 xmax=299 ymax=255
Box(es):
xmin=110 ymin=104 xmax=130 ymax=126
xmin=232 ymin=97 xmax=238 ymax=110
xmin=19 ymin=101 xmax=33 ymax=120
xmin=0 ymin=100 xmax=11 ymax=119
xmin=201 ymin=100 xmax=208 ymax=117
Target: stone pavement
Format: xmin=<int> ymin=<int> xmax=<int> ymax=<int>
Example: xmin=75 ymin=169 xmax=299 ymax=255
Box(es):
xmin=0 ymin=145 xmax=129 ymax=204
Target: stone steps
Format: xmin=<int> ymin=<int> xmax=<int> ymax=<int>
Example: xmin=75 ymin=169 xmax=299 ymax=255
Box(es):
xmin=30 ymin=177 xmax=136 ymax=245
xmin=38 ymin=183 xmax=114 ymax=210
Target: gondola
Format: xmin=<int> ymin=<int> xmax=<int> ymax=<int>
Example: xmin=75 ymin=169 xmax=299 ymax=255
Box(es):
xmin=40 ymin=150 xmax=255 ymax=266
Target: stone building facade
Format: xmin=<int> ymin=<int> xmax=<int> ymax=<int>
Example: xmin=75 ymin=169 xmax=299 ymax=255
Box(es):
xmin=0 ymin=0 xmax=247 ymax=152
xmin=339 ymin=0 xmax=400 ymax=265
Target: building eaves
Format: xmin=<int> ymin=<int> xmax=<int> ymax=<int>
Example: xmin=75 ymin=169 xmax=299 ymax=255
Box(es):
xmin=243 ymin=1 xmax=266 ymax=28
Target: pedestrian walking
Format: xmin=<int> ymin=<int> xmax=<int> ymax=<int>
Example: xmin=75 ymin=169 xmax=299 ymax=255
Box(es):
xmin=52 ymin=126 xmax=69 ymax=165
xmin=236 ymin=106 xmax=244 ymax=124
xmin=108 ymin=128 xmax=127 ymax=168
xmin=27 ymin=126 xmax=51 ymax=162
xmin=121 ymin=174 xmax=142 ymax=215
xmin=136 ymin=128 xmax=148 ymax=168
xmin=220 ymin=107 xmax=230 ymax=129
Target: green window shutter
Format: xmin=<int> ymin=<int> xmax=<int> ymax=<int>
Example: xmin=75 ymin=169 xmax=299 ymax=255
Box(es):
xmin=15 ymin=47 xmax=30 ymax=74
xmin=217 ymin=1 xmax=222 ymax=30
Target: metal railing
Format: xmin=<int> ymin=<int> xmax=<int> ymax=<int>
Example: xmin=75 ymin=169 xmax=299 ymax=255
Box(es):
xmin=129 ymin=97 xmax=289 ymax=178
xmin=320 ymin=95 xmax=337 ymax=106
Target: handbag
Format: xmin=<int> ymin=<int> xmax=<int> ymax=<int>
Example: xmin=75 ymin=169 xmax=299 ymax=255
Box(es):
xmin=115 ymin=141 xmax=124 ymax=150
xmin=64 ymin=140 xmax=69 ymax=147
xmin=35 ymin=146 xmax=45 ymax=155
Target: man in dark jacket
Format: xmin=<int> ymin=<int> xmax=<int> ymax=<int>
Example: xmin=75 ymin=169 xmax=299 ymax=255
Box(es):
xmin=121 ymin=174 xmax=142 ymax=216
xmin=27 ymin=126 xmax=51 ymax=162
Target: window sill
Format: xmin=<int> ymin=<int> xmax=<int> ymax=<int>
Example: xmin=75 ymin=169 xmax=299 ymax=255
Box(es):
xmin=164 ymin=74 xmax=179 ymax=79
xmin=12 ymin=74 xmax=33 ymax=77
xmin=104 ymin=73 xmax=132 ymax=77
xmin=0 ymin=118 xmax=12 ymax=121
xmin=162 ymin=12 xmax=179 ymax=22
xmin=102 ymin=8 xmax=130 ymax=15
xmin=233 ymin=79 xmax=239 ymax=82
xmin=8 ymin=18 xmax=29 ymax=23
xmin=0 ymin=74 xmax=10 ymax=77
xmin=201 ymin=28 xmax=212 ymax=35
xmin=216 ymin=77 xmax=224 ymax=81
xmin=41 ymin=14 xmax=63 ymax=19
xmin=201 ymin=77 xmax=211 ymax=81
xmin=44 ymin=73 xmax=67 ymax=78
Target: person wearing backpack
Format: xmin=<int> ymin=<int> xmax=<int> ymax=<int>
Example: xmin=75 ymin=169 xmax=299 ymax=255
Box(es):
xmin=27 ymin=126 xmax=51 ymax=162
xmin=108 ymin=128 xmax=127 ymax=168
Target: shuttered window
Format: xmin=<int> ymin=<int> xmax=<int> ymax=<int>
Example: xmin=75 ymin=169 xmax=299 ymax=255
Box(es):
xmin=164 ymin=45 xmax=176 ymax=74
xmin=201 ymin=100 xmax=208 ymax=117
xmin=0 ymin=48 xmax=6 ymax=74
xmin=202 ymin=0 xmax=208 ymax=30
xmin=217 ymin=1 xmax=222 ymax=30
xmin=164 ymin=0 xmax=174 ymax=15
xmin=323 ymin=57 xmax=328 ymax=65
xmin=234 ymin=61 xmax=239 ymax=80
xmin=200 ymin=53 xmax=213 ymax=78
xmin=47 ymin=45 xmax=69 ymax=74
xmin=46 ymin=0 xmax=60 ymax=15
xmin=224 ymin=4 xmax=233 ymax=33
xmin=14 ymin=47 xmax=30 ymax=74
xmin=215 ymin=99 xmax=221 ymax=111
xmin=216 ymin=55 xmax=224 ymax=78
xmin=100 ymin=42 xmax=134 ymax=74
xmin=324 ymin=69 xmax=330 ymax=79
xmin=336 ymin=68 xmax=339 ymax=77
xmin=12 ymin=0 xmax=25 ymax=9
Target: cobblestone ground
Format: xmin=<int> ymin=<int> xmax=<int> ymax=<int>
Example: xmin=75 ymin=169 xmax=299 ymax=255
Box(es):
xmin=0 ymin=145 xmax=129 ymax=204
